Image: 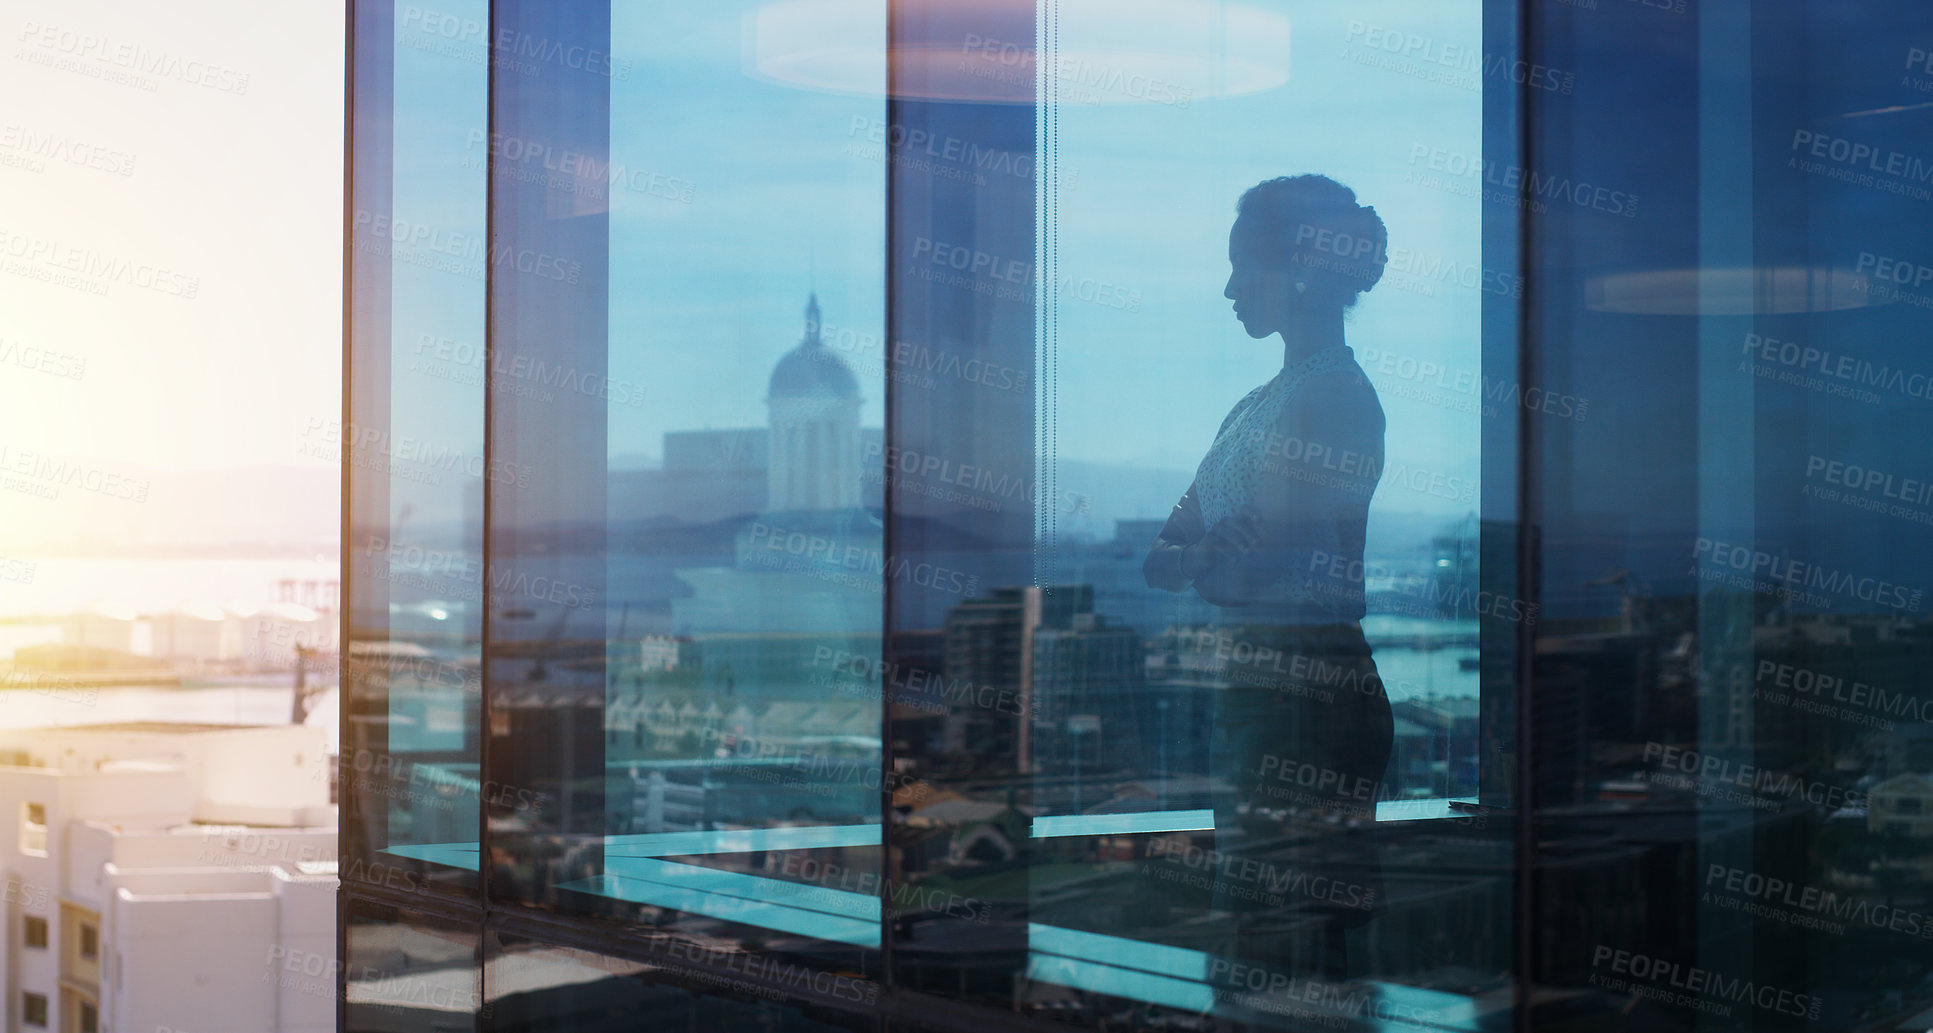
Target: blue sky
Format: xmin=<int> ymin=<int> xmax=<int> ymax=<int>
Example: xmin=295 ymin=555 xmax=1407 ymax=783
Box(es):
xmin=599 ymin=0 xmax=1481 ymax=523
xmin=0 ymin=0 xmax=1479 ymax=552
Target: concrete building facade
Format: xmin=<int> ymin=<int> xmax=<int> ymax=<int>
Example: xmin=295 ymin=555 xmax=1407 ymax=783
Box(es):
xmin=0 ymin=724 xmax=336 ymax=1033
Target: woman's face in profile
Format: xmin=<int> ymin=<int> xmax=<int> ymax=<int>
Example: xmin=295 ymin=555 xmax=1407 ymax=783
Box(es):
xmin=1224 ymin=214 xmax=1297 ymax=340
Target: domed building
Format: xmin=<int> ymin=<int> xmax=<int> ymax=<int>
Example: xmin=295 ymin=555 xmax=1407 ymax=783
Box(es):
xmin=765 ymin=293 xmax=863 ymax=512
xmin=603 ymin=293 xmax=881 ymax=526
xmin=647 ymin=293 xmax=884 ymax=705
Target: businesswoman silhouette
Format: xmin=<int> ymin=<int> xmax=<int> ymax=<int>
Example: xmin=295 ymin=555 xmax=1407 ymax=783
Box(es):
xmin=1145 ymin=174 xmax=1394 ymax=980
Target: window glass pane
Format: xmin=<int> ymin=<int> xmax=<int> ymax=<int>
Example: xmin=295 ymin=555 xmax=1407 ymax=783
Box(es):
xmin=1527 ymin=1 xmax=1933 ymax=1030
xmin=344 ymin=898 xmax=482 ymax=1033
xmin=476 ymin=0 xmax=890 ymax=979
xmin=484 ymin=932 xmax=880 ymax=1032
xmin=876 ymin=0 xmax=1043 ymax=1009
xmin=338 ymin=0 xmax=1933 ymax=1028
xmin=344 ymin=0 xmax=489 ymax=897
xmin=334 ymin=0 xmax=1933 ymax=1030
xmin=475 ymin=0 xmax=614 ymax=917
xmin=883 ymin=0 xmax=1517 ymax=1024
xmin=21 ymin=802 xmax=46 ymax=855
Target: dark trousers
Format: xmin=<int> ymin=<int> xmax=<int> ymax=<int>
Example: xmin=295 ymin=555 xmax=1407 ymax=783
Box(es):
xmin=1205 ymin=622 xmax=1393 ymax=982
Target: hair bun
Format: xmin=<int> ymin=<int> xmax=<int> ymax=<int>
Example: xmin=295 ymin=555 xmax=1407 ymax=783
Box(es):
xmin=1237 ymin=174 xmax=1388 ymax=306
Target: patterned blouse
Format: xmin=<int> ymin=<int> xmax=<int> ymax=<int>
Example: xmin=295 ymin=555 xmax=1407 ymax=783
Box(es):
xmin=1159 ymin=345 xmax=1384 ymax=622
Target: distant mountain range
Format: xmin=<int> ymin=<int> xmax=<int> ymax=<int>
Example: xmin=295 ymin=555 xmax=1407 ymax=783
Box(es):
xmin=3 ymin=457 xmax=1472 ymax=560
xmin=4 ymin=464 xmax=339 ymax=556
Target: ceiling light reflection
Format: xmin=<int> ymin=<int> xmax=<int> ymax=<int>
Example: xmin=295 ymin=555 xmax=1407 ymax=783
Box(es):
xmin=1584 ymin=266 xmax=1877 ymax=315
xmin=743 ymin=0 xmax=1291 ymax=103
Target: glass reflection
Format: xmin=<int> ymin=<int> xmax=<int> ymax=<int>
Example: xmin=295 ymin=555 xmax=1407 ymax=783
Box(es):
xmin=1143 ymin=174 xmax=1395 ymax=980
xmin=477 ymin=0 xmax=891 ymax=973
xmin=1518 ymin=1 xmax=1933 ymax=1030
xmin=972 ymin=3 xmax=1507 ymax=1027
xmin=485 ymin=934 xmax=879 ymax=1032
xmin=344 ymin=901 xmax=482 ymax=1033
xmin=343 ymin=0 xmax=489 ymax=898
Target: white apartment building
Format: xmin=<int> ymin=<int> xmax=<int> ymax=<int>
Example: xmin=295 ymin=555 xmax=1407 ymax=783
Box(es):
xmin=0 ymin=723 xmax=337 ymax=1033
